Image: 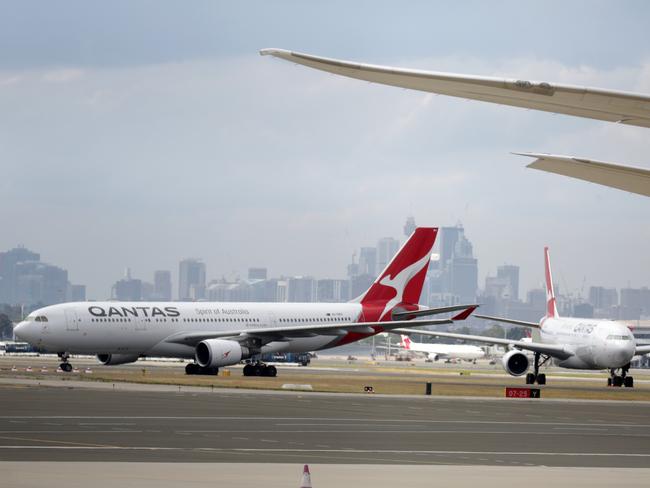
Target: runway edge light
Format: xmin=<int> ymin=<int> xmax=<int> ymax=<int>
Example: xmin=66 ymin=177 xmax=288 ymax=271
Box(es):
xmin=300 ymin=464 xmax=312 ymax=488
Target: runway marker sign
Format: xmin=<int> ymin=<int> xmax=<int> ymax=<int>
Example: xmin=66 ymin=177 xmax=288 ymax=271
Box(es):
xmin=505 ymin=387 xmax=541 ymax=398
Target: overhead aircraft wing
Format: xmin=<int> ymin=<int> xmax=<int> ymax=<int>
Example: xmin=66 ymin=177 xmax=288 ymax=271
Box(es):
xmin=393 ymin=328 xmax=574 ymax=360
xmin=515 ymin=152 xmax=650 ymax=197
xmin=164 ymin=306 xmax=477 ymax=347
xmin=260 ymin=48 xmax=650 ymax=129
xmin=474 ymin=313 xmax=541 ymax=329
xmin=635 ymin=344 xmax=650 ymax=355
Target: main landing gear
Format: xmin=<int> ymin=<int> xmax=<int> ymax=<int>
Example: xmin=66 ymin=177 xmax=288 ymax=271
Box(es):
xmin=185 ymin=363 xmax=219 ymax=375
xmin=243 ymin=361 xmax=277 ymax=377
xmin=58 ymin=352 xmax=73 ymax=372
xmin=608 ymin=363 xmax=633 ymax=388
xmin=525 ymin=352 xmax=550 ymax=385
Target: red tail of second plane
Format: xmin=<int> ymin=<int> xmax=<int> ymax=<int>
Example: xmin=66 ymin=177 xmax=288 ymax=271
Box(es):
xmin=544 ymin=246 xmax=559 ymax=319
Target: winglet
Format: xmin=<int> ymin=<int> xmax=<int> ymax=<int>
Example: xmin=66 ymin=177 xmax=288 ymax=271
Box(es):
xmin=452 ymin=305 xmax=478 ymax=321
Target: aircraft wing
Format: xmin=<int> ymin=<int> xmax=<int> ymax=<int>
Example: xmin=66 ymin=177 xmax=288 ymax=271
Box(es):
xmin=164 ymin=304 xmax=476 ymax=347
xmin=474 ymin=314 xmax=541 ymax=329
xmin=635 ymin=344 xmax=650 ymax=355
xmin=515 ymin=153 xmax=650 ymax=198
xmin=260 ymin=49 xmax=650 ymax=129
xmin=393 ymin=328 xmax=574 ymax=360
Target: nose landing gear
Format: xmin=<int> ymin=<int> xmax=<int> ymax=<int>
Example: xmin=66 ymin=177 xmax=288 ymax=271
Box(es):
xmin=58 ymin=352 xmax=73 ymax=372
xmin=525 ymin=352 xmax=549 ymax=385
xmin=608 ymin=364 xmax=633 ymax=387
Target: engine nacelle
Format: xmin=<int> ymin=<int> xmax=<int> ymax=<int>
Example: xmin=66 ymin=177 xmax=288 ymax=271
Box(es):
xmin=97 ymin=353 xmax=140 ymax=366
xmin=501 ymin=350 xmax=529 ymax=376
xmin=195 ymin=339 xmax=250 ymax=368
xmin=427 ymin=353 xmax=439 ymax=361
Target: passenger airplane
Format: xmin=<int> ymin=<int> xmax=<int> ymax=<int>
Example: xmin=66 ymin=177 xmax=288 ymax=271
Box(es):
xmin=395 ymin=248 xmax=650 ymax=387
xmin=261 ymin=49 xmax=650 ymax=197
xmin=13 ymin=227 xmax=476 ymax=377
xmin=398 ymin=334 xmax=484 ymax=362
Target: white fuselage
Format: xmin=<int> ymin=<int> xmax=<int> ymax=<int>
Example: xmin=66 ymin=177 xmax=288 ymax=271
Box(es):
xmin=405 ymin=342 xmax=484 ymax=361
xmin=14 ymin=301 xmax=365 ymax=359
xmin=538 ymin=317 xmax=635 ymax=369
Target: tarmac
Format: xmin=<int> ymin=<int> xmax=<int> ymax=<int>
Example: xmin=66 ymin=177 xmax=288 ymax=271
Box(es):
xmin=1 ymin=379 xmax=649 ymax=468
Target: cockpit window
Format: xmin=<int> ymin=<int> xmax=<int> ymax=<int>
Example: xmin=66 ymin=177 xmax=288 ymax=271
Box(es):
xmin=39 ymin=316 xmax=48 ymax=322
xmin=607 ymin=335 xmax=631 ymax=341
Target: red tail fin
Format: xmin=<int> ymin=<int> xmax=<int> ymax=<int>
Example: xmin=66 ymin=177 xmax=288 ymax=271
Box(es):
xmin=544 ymin=247 xmax=559 ymax=318
xmin=354 ymin=227 xmax=437 ymax=321
xmin=400 ymin=335 xmax=412 ymax=350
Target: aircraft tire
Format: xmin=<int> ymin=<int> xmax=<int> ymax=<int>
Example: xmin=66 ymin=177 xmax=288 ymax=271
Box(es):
xmin=536 ymin=373 xmax=546 ymax=385
xmin=525 ymin=373 xmax=535 ymax=384
xmin=265 ymin=365 xmax=277 ymax=377
xmin=613 ymin=376 xmax=624 ymax=387
xmin=60 ymin=363 xmax=72 ymax=373
xmin=243 ymin=364 xmax=254 ymax=376
xmin=624 ymin=376 xmax=634 ymax=388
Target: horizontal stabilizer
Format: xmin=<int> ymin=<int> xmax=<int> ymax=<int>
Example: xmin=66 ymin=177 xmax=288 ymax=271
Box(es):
xmin=392 ymin=304 xmax=478 ymax=320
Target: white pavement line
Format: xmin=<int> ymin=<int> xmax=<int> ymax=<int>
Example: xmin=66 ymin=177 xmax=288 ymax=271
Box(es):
xmin=0 ymin=446 xmax=649 ymax=457
xmin=3 ymin=416 xmax=646 ymax=429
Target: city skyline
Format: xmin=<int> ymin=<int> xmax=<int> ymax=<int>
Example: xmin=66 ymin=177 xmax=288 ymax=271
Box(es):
xmin=2 ymin=218 xmax=649 ymax=322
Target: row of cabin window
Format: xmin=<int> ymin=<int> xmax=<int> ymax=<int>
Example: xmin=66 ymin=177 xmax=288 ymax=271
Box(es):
xmin=91 ymin=317 xmax=260 ymax=323
xmin=91 ymin=318 xmax=179 ymax=323
xmin=279 ymin=317 xmax=351 ymax=323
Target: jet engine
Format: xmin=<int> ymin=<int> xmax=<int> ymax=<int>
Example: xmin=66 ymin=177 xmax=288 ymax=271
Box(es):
xmin=195 ymin=339 xmax=251 ymax=368
xmin=501 ymin=350 xmax=529 ymax=376
xmin=427 ymin=353 xmax=439 ymax=361
xmin=97 ymin=353 xmax=140 ymax=366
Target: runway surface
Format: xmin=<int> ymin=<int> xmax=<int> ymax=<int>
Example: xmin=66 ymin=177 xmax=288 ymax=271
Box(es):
xmin=1 ymin=382 xmax=649 ymax=467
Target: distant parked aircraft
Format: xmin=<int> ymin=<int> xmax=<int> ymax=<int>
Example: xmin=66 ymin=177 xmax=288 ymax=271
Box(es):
xmin=397 ymin=334 xmax=484 ymax=362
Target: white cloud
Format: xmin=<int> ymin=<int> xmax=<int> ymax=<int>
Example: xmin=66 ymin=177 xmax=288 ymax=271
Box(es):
xmin=0 ymin=53 xmax=648 ymax=297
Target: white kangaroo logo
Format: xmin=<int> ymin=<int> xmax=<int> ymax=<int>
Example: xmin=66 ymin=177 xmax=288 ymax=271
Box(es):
xmin=375 ymin=253 xmax=431 ymax=320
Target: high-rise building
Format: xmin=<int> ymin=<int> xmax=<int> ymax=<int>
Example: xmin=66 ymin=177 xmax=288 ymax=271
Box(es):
xmin=288 ymin=276 xmax=316 ymax=302
xmin=111 ymin=269 xmax=142 ymax=301
xmin=67 ymin=284 xmax=86 ymax=302
xmin=620 ymin=287 xmax=650 ymax=320
xmin=439 ymin=225 xmax=462 ymax=269
xmin=179 ymin=259 xmax=206 ymax=301
xmin=445 ymin=230 xmax=478 ymax=304
xmin=497 ymin=264 xmax=520 ymax=301
xmin=588 ymin=286 xmax=618 ymax=310
xmin=248 ymin=268 xmax=268 ymax=280
xmin=153 ymin=270 xmax=172 ymax=301
xmin=358 ymin=247 xmax=377 ymax=277
xmin=0 ymin=247 xmax=40 ymax=304
xmin=14 ymin=261 xmax=68 ymax=306
xmin=317 ymin=279 xmax=350 ymax=302
xmin=404 ymin=216 xmax=416 ymax=237
xmin=377 ymin=237 xmax=399 ymax=272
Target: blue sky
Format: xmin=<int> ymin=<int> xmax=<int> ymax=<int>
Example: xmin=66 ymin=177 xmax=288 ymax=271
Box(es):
xmin=1 ymin=1 xmax=649 ymax=298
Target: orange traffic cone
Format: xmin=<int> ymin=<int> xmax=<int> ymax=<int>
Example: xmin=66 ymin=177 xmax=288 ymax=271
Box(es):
xmin=300 ymin=464 xmax=312 ymax=488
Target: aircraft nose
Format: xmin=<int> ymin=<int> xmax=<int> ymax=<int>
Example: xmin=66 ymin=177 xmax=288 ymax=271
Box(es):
xmin=13 ymin=321 xmax=35 ymax=342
